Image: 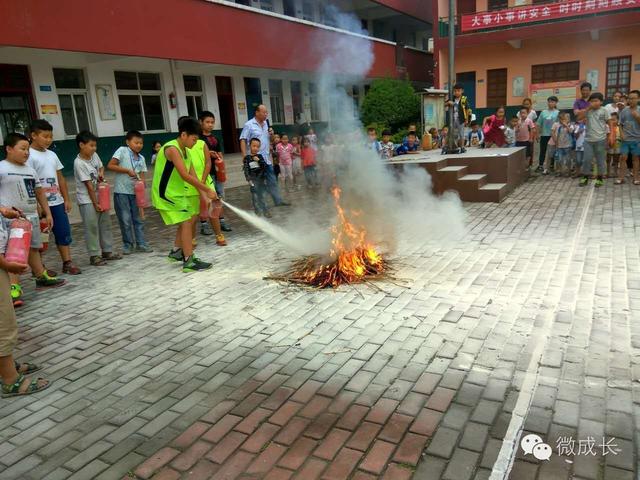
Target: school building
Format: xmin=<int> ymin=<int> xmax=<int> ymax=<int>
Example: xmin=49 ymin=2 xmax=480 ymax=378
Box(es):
xmin=0 ymin=0 xmax=433 ymax=173
xmin=433 ymin=0 xmax=640 ymax=119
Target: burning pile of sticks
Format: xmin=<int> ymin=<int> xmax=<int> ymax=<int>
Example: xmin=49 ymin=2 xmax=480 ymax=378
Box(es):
xmin=266 ymin=186 xmax=389 ymax=289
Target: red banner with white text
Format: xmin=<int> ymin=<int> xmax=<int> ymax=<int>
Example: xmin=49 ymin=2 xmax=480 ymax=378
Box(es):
xmin=461 ymin=0 xmax=638 ymax=32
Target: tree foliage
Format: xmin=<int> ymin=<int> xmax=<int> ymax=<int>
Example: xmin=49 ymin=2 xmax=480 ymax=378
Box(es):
xmin=361 ymin=78 xmax=421 ymax=133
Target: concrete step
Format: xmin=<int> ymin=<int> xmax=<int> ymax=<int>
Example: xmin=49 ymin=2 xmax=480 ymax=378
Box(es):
xmin=458 ymin=173 xmax=488 ymax=189
xmin=437 ymin=165 xmax=468 ymax=178
xmin=477 ymin=183 xmax=509 ymax=203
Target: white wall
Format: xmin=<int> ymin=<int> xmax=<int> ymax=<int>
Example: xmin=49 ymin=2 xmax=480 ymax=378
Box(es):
xmin=0 ymin=47 xmax=367 ymax=142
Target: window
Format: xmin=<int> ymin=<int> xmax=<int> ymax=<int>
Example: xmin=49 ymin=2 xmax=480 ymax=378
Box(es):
xmin=291 ymin=81 xmax=303 ymax=123
xmin=351 ymin=85 xmax=360 ymax=118
xmin=268 ymin=79 xmax=284 ymax=124
xmin=302 ymin=0 xmax=314 ymax=21
xmin=53 ymin=68 xmax=91 ymax=137
xmin=183 ymin=75 xmax=204 ymax=119
xmin=486 ymin=68 xmax=507 ymax=107
xmin=488 ymin=0 xmax=508 ymax=9
xmin=531 ymin=61 xmax=580 ymax=84
xmin=320 ymin=2 xmax=337 ymax=27
xmin=308 ymin=82 xmax=320 ymax=121
xmin=606 ymin=56 xmax=631 ymax=98
xmin=115 ymin=71 xmax=165 ymax=132
xmin=283 ymin=0 xmax=296 ymax=16
xmin=259 ymin=0 xmax=273 ymax=11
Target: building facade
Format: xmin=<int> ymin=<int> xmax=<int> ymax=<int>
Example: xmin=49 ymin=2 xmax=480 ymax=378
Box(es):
xmin=433 ymin=0 xmax=640 ymax=119
xmin=0 ymin=0 xmax=433 ymax=171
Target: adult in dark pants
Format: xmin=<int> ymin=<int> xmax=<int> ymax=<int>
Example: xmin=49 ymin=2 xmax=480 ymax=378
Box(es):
xmin=239 ymin=105 xmax=290 ymax=208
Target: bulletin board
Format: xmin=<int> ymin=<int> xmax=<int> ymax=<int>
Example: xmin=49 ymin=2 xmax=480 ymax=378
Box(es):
xmin=530 ymin=81 xmax=581 ymax=111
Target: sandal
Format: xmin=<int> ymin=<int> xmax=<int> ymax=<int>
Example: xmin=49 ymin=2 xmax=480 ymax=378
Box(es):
xmin=90 ymin=256 xmax=108 ymax=266
xmin=615 ymin=179 xmax=624 ymax=185
xmin=102 ymin=252 xmax=123 ymax=261
xmin=2 ymin=374 xmax=50 ymax=398
xmin=14 ymin=361 xmax=42 ymax=375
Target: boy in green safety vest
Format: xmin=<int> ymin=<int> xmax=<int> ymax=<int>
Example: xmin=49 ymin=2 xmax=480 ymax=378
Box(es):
xmin=151 ymin=117 xmax=218 ymax=272
xmin=187 ymin=138 xmax=227 ymax=247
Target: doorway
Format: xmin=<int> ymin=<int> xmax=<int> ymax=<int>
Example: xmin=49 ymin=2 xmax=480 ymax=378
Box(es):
xmin=456 ymin=71 xmax=476 ymax=111
xmin=215 ymin=76 xmax=239 ymax=154
xmin=243 ymin=77 xmax=262 ymax=117
xmin=0 ymin=64 xmax=36 ymax=141
xmin=486 ymin=68 xmax=508 ymax=108
xmin=291 ymin=81 xmax=303 ymax=124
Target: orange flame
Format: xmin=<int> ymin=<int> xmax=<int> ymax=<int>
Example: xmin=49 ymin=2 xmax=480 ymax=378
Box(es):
xmin=298 ymin=186 xmax=384 ymax=288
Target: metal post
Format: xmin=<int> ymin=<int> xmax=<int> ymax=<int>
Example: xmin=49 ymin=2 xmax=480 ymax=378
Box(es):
xmin=446 ymin=0 xmax=457 ymax=152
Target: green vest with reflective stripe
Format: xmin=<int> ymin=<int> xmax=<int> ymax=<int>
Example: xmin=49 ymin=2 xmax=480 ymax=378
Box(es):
xmin=185 ymin=139 xmax=213 ymax=196
xmin=152 ymin=139 xmax=191 ymax=211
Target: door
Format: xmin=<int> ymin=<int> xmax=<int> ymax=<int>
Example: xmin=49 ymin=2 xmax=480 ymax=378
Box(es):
xmin=243 ymin=77 xmax=262 ymax=117
xmin=0 ymin=64 xmax=35 ymax=141
xmin=456 ymin=71 xmax=476 ymax=111
xmin=291 ymin=81 xmax=303 ymax=123
xmin=215 ymin=76 xmax=239 ymax=154
xmin=486 ymin=68 xmax=507 ymax=108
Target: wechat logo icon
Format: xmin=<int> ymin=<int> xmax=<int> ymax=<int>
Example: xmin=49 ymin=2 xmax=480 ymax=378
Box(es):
xmin=521 ymin=434 xmax=552 ymax=461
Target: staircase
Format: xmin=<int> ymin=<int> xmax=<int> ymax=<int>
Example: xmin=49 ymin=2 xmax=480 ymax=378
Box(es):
xmin=388 ymin=147 xmax=528 ymax=203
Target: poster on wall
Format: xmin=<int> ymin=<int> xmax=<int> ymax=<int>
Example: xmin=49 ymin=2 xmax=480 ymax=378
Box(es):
xmin=530 ymin=80 xmax=581 ymax=111
xmin=95 ymin=84 xmax=116 ymax=121
xmin=512 ymin=77 xmax=525 ymax=97
xmin=40 ymin=105 xmax=58 ymax=115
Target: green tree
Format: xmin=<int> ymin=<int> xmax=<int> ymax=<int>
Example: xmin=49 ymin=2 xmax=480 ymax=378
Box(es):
xmin=361 ymin=78 xmax=420 ymax=133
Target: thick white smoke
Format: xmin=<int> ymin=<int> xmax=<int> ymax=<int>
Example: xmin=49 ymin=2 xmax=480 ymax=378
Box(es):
xmin=233 ymin=7 xmax=467 ymax=257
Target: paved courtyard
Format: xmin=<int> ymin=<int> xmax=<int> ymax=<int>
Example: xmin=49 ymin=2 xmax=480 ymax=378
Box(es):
xmin=0 ymin=175 xmax=639 ymax=480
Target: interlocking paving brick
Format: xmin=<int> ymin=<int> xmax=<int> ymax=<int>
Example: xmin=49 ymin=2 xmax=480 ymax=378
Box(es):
xmin=313 ymin=428 xmax=352 ymax=460
xmin=7 ymin=179 xmax=640 ymax=480
xmin=358 ymin=440 xmax=396 ymax=474
xmin=205 ymin=431 xmax=247 ymax=464
xmin=320 ymin=447 xmax=363 ymax=480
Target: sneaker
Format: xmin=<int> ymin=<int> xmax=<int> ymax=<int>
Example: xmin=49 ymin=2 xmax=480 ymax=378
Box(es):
xmin=136 ymin=245 xmax=154 ymax=253
xmin=542 ymin=169 xmax=549 ymax=175
xmin=182 ymin=255 xmax=212 ymax=273
xmin=35 ymin=271 xmax=66 ymax=288
xmin=11 ymin=284 xmax=23 ymax=307
xmin=200 ymin=222 xmax=214 ymax=236
xmin=216 ymin=234 xmax=227 ymax=246
xmin=264 ymin=211 xmax=273 ymax=218
xmin=90 ymin=256 xmax=107 ymax=266
xmin=535 ymin=165 xmax=543 ymax=173
xmin=220 ymin=219 xmax=233 ymax=232
xmin=62 ymin=261 xmax=81 ymax=275
xmin=579 ymin=176 xmax=589 ymax=187
xmin=168 ymin=248 xmax=183 ymax=262
xmin=43 ymin=266 xmax=58 ymax=277
xmin=122 ymin=245 xmax=133 ymax=255
xmin=276 ymin=201 xmax=291 ymax=207
xmin=595 ymin=178 xmax=604 ymax=188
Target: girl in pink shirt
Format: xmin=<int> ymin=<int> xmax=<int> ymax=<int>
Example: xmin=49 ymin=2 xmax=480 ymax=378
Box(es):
xmin=276 ymin=134 xmax=294 ymax=191
xmin=515 ymin=107 xmax=537 ymax=166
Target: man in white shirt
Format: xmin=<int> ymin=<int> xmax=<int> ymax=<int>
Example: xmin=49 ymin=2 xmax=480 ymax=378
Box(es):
xmin=240 ymin=105 xmax=290 ymax=207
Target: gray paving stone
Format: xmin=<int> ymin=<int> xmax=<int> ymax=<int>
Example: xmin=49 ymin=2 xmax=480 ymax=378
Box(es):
xmin=442 ymin=448 xmax=480 ymax=480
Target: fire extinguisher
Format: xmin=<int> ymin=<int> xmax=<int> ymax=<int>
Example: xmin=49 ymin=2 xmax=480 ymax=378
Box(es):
xmin=39 ymin=218 xmax=49 ymax=253
xmin=5 ymin=217 xmax=32 ymax=264
xmin=169 ymin=92 xmax=177 ymax=109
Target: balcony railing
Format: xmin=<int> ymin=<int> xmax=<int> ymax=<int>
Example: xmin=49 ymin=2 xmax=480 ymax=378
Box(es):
xmin=439 ymin=0 xmax=639 ymax=35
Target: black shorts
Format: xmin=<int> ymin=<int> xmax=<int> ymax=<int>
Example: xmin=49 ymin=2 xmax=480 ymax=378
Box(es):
xmin=516 ymin=141 xmax=532 ymax=158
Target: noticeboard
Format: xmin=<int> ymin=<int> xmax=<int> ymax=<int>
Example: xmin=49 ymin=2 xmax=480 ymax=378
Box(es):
xmin=530 ymin=81 xmax=581 ymax=111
